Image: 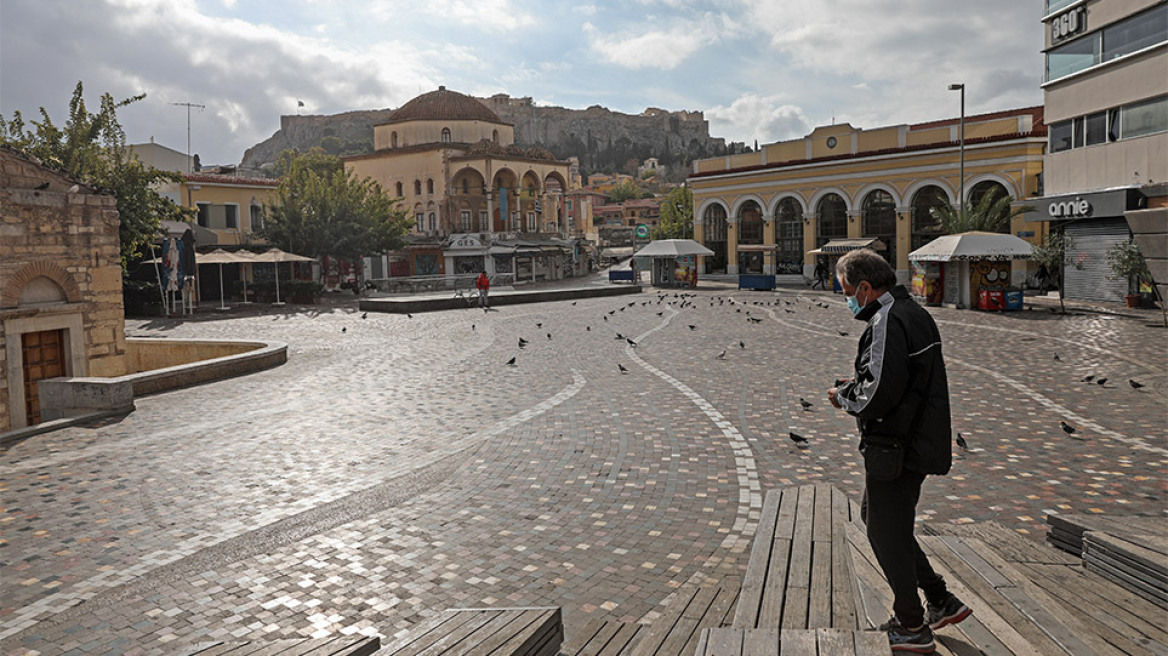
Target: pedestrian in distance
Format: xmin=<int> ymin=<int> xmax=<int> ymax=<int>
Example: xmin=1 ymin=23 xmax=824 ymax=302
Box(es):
xmin=476 ymin=271 xmax=491 ymax=309
xmin=827 ymin=249 xmax=971 ymax=653
xmin=812 ymin=258 xmax=829 ymax=290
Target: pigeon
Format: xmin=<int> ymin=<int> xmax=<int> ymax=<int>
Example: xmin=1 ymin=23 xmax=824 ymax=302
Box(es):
xmin=518 ymin=338 xmax=528 ymax=349
xmin=628 ymin=302 xmax=636 ymax=307
xmin=586 ymin=326 xmax=591 ymax=331
xmin=1053 ymin=353 xmax=1061 ymax=361
xmin=506 ymin=357 xmax=517 ymax=366
xmin=956 ymin=433 xmax=968 ymax=451
xmin=626 ymin=338 xmax=637 ymax=347
xmin=341 ymin=327 xmax=347 ymax=333
xmin=619 ymin=307 xmax=626 ymax=312
xmin=472 ymin=324 xmax=476 ymax=331
xmin=788 ymin=432 xmax=809 ymax=446
xmin=717 ymin=349 xmax=727 ymax=360
xmin=1081 ymin=375 xmax=1095 ymax=382
xmin=547 ymin=333 xmax=552 ymax=341
xmin=603 ymin=316 xmax=608 ymax=322
xmin=739 ymin=341 xmax=746 ymax=349
xmin=799 ymin=398 xmax=813 ymax=411
xmin=688 ymin=325 xmax=696 ymax=330
xmin=33 ymin=181 xmax=50 ymax=190
xmin=571 ymin=301 xmax=577 ymax=305
xmin=1096 ymin=378 xmax=1108 ymax=386
xmin=657 ymin=311 xmax=664 ymax=316
xmin=1060 ymin=420 xmax=1076 ymax=435
xmin=748 ymin=317 xmax=762 ymax=323
xmin=536 ymin=322 xmax=542 ymax=328
xmin=407 ymin=313 xmax=413 ymax=319
xmin=837 ymin=330 xmax=849 ymax=337
xmin=615 ymin=333 xmax=625 ymax=340
xmin=361 ymin=312 xmax=368 ymax=319
xmin=618 ymin=364 xmax=629 ymax=374
xmin=1130 ymin=379 xmax=1145 ymax=389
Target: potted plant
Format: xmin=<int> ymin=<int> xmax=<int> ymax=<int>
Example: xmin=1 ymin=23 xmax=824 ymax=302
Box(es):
xmin=1106 ymin=239 xmax=1151 ymax=308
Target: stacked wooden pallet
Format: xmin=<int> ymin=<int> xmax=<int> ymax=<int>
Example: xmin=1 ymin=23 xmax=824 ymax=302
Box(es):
xmin=1045 ymin=513 xmax=1161 ymax=556
xmin=1082 ymin=531 xmax=1168 ymax=608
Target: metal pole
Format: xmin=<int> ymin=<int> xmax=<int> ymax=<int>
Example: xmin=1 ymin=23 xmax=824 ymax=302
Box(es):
xmin=948 ymin=84 xmax=965 ymax=222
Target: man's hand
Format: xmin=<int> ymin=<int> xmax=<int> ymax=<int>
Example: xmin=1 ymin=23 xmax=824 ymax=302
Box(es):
xmin=828 ymin=387 xmax=842 ymax=409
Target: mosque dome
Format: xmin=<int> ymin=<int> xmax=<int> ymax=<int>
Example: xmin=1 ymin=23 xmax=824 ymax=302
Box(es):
xmin=388 ymin=86 xmax=503 ymax=124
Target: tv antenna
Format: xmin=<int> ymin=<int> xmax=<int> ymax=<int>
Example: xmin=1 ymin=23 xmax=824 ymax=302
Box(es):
xmin=170 ymin=102 xmax=206 ymax=172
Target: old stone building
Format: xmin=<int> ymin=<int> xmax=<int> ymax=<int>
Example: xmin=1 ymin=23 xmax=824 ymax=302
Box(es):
xmin=0 ymin=147 xmax=126 ymax=432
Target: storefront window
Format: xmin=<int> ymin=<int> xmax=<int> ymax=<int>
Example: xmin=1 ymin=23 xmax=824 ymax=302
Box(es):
xmin=862 ymin=190 xmax=897 ymax=266
xmin=775 ymin=198 xmax=803 ymax=274
xmin=816 ymin=193 xmax=847 ymax=248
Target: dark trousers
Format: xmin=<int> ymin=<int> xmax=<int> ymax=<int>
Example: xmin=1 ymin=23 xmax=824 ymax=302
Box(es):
xmin=863 ymin=470 xmax=949 ymax=629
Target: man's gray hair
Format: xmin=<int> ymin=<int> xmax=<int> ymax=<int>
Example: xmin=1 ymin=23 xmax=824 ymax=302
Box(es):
xmin=836 ymin=249 xmax=897 ymax=290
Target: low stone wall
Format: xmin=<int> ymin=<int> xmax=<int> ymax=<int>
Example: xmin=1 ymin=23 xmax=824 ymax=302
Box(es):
xmin=125 ymin=339 xmax=260 ymax=374
xmin=360 ymin=284 xmax=643 ymax=314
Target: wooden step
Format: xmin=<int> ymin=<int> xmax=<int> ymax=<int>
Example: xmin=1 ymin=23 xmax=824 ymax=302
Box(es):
xmin=560 ymin=618 xmax=645 ymax=656
xmin=694 ymin=627 xmax=889 ymax=655
xmin=1045 ymin=513 xmax=1162 ymax=557
xmin=1082 ymin=531 xmax=1168 ymax=608
xmin=172 ymin=635 xmax=380 ymax=656
xmin=732 ymin=484 xmax=859 ymax=631
xmin=377 ymin=607 xmax=562 ymax=656
xmin=625 ymin=579 xmax=740 ymax=656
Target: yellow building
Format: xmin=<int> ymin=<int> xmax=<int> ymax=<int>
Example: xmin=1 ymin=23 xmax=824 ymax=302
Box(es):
xmin=179 ymin=173 xmax=278 ymax=246
xmin=688 ymin=106 xmax=1048 ymax=283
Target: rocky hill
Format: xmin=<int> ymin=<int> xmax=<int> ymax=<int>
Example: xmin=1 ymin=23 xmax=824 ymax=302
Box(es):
xmin=239 ymin=95 xmax=733 ymax=181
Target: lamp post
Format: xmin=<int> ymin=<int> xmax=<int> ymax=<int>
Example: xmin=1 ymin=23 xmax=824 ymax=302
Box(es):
xmin=948 ymin=83 xmax=965 ymax=222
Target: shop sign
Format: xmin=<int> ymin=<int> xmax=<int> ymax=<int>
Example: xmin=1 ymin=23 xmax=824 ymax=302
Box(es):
xmin=635 ymin=224 xmax=649 ymax=238
xmin=1026 ymin=188 xmax=1143 ymax=222
xmin=1051 ymin=7 xmax=1086 ymax=44
xmin=1049 ymin=197 xmax=1092 ymax=218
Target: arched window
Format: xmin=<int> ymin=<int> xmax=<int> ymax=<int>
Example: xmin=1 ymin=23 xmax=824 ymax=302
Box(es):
xmin=737 ymin=200 xmax=764 ymax=274
xmin=391 ymin=131 xmax=398 ymax=148
xmin=428 ymin=212 xmax=437 ymax=232
xmin=816 ymin=193 xmax=847 ymax=247
xmin=969 ymin=180 xmax=1011 ymax=233
xmin=775 ymin=198 xmax=804 ymax=273
xmin=492 ymin=129 xmax=499 ymax=144
xmin=427 ymin=179 xmax=435 ymax=195
xmin=703 ymin=204 xmax=728 ymax=274
xmin=414 ymin=180 xmax=422 ymax=195
xmin=395 ymin=181 xmax=404 ymax=197
xmin=862 ymin=189 xmax=897 ymax=265
xmin=462 ymin=179 xmax=469 ymax=194
xmin=910 ymin=186 xmax=948 ymax=251
xmin=441 ymin=128 xmax=452 ymax=143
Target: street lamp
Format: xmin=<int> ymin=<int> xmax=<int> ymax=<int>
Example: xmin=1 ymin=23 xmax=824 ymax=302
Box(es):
xmin=948 ymin=83 xmax=965 ymax=221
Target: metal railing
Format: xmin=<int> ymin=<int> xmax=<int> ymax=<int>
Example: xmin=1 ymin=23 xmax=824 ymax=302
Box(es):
xmin=366 ymin=273 xmax=516 ymax=295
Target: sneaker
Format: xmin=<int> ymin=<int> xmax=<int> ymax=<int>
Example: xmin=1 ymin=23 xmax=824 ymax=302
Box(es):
xmin=926 ymin=594 xmax=972 ymax=630
xmin=878 ymin=617 xmax=936 ymax=653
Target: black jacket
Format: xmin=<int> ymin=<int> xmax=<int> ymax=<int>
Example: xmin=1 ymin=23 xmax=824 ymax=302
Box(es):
xmin=837 ymin=285 xmax=952 ymax=475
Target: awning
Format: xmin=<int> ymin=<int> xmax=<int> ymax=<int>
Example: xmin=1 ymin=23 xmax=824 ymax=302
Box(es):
xmin=737 ymin=244 xmax=778 ymax=252
xmin=811 ymin=238 xmax=886 ymax=255
xmin=488 ymin=246 xmax=517 ymax=255
xmin=909 ymin=231 xmax=1034 ymax=262
xmin=601 ymin=247 xmax=635 ymax=259
xmin=633 ymin=239 xmax=715 ymax=258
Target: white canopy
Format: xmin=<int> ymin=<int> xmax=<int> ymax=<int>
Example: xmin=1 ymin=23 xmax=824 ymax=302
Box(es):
xmin=634 ymin=239 xmax=715 ymax=258
xmin=250 ymin=247 xmax=315 ymax=263
xmin=909 ymin=231 xmax=1035 ymax=262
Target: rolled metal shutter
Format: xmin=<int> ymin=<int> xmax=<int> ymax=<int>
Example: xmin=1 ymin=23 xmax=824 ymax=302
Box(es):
xmin=1063 ymin=219 xmax=1131 ymax=302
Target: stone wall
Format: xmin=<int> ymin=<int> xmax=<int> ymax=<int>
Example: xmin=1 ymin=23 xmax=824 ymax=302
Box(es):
xmin=0 ymin=148 xmax=126 ymax=432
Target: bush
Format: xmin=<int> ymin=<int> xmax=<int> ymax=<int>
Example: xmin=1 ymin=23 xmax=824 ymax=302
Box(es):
xmin=123 ymin=279 xmax=162 ymax=315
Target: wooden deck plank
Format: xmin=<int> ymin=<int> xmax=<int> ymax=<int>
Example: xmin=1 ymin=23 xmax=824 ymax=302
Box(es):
xmin=492 ymin=608 xmax=563 ymax=656
xmin=630 ymin=586 xmax=703 ymax=656
xmin=757 ymin=539 xmax=792 ymax=629
xmin=382 ymin=612 xmax=482 ymax=656
xmin=812 ymin=484 xmax=833 ymax=544
xmin=778 ymin=630 xmax=816 ymax=654
xmin=662 ymin=584 xmax=737 ymax=656
xmin=428 ymin=610 xmax=525 ymax=656
xmin=938 ymin=536 xmax=1014 ymax=589
xmin=921 ymin=521 xmax=1079 ymax=565
xmin=780 ymin=487 xmax=816 ymax=630
xmin=807 ymin=540 xmax=833 ymax=628
xmin=775 ymin=487 xmax=800 ymax=540
xmin=830 ymin=488 xmax=858 ymax=630
xmin=735 ymin=490 xmax=782 ymax=629
xmin=698 ymin=627 xmax=743 ymax=656
xmin=814 ymin=628 xmax=855 ymax=655
xmin=559 ymin=618 xmax=610 ymax=656
xmin=851 ymin=629 xmax=892 ymax=655
xmin=844 ymin=522 xmax=891 ymax=629
xmin=444 ymin=609 xmax=535 ymax=656
xmin=741 ymin=628 xmax=780 ymax=656
xmin=634 ymin=585 xmax=724 ymax=656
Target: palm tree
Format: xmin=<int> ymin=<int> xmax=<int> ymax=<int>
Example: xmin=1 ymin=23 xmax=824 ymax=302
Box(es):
xmin=930 ymin=189 xmax=1033 ymax=234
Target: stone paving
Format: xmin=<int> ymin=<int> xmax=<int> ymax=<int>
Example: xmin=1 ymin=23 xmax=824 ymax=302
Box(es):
xmin=2 ymin=285 xmax=1165 ymax=655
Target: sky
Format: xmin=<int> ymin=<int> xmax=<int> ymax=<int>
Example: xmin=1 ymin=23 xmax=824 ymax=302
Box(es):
xmin=0 ymin=0 xmax=1045 ymax=167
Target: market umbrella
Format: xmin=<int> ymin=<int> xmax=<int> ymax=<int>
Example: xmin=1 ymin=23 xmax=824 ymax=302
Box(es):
xmin=197 ymin=249 xmax=254 ymax=310
xmin=908 ymin=231 xmax=1035 ymax=262
xmin=249 ymin=248 xmax=315 ymax=305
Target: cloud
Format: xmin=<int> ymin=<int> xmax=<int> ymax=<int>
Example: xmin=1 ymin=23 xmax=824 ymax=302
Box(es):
xmin=706 ymin=94 xmax=811 ymax=145
xmin=366 ymin=0 xmax=535 ymax=32
xmin=583 ymin=15 xmax=726 ymax=70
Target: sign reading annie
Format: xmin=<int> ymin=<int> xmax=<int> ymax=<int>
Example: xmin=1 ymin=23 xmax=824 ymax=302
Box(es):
xmin=1049 ymin=197 xmax=1092 ymax=218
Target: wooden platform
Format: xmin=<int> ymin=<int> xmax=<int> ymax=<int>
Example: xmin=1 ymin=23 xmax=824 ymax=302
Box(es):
xmin=1045 ymin=513 xmax=1163 ymax=557
xmin=694 ymin=628 xmax=888 ymax=656
xmin=378 ymin=607 xmax=562 ymax=656
xmin=172 ymin=635 xmax=380 ymax=656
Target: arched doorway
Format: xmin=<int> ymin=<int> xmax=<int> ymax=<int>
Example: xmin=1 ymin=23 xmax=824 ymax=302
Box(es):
xmin=703 ymin=204 xmax=728 ymax=274
xmin=492 ymin=169 xmax=518 ymax=232
xmin=862 ymin=189 xmax=897 ymax=266
xmin=969 ymin=180 xmax=1011 ymax=233
xmin=452 ymin=167 xmax=486 ymax=232
xmin=737 ymin=200 xmax=764 ymax=274
xmin=816 ymin=193 xmax=847 ymax=248
xmin=775 ymin=198 xmax=804 ymax=274
xmin=520 ymin=171 xmax=542 ymax=232
xmin=911 ymin=186 xmax=948 ymax=251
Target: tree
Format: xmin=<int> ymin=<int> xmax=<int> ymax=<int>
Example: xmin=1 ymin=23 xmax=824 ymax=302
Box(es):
xmin=930 ymin=189 xmax=1032 ymax=234
xmin=0 ymin=81 xmax=189 ymax=270
xmin=608 ymin=178 xmax=643 ymax=203
xmin=259 ymin=149 xmax=411 ymax=266
xmin=1031 ymin=231 xmax=1082 ymax=314
xmin=654 ymin=186 xmax=693 ymax=240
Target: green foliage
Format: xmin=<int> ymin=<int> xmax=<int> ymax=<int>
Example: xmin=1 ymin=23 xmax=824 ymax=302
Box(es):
xmin=259 ymin=149 xmax=411 ymax=263
xmin=1106 ymin=239 xmax=1151 ymax=291
xmin=930 ymin=189 xmax=1032 ymax=234
xmin=654 ymin=186 xmax=693 ymax=240
xmin=607 ymin=178 xmax=643 ymax=203
xmin=0 ymin=81 xmax=190 ymax=270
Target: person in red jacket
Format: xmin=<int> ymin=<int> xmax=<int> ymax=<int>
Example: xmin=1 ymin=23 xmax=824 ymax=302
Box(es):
xmin=476 ymin=272 xmax=490 ymax=309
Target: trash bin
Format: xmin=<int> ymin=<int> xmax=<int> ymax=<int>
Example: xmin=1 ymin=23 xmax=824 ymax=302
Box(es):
xmin=978 ymin=289 xmax=1006 ymax=311
xmin=1005 ymin=290 xmax=1023 ymax=310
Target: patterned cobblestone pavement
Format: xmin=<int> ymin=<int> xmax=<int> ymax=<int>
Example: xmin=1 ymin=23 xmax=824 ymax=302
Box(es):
xmin=2 ymin=289 xmax=1165 ymax=655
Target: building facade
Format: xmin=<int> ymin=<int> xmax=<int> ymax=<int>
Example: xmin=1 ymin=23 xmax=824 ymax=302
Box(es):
xmin=688 ymin=107 xmax=1048 ymax=282
xmin=0 ymin=149 xmax=126 ymax=431
xmin=1027 ymin=0 xmax=1168 ymax=303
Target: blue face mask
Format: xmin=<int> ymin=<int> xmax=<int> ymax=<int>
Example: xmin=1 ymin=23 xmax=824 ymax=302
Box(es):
xmin=846 ymin=294 xmax=863 ymax=316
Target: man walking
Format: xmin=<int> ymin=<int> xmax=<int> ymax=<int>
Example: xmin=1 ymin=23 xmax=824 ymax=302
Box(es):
xmin=827 ymin=249 xmax=970 ymax=653
xmin=476 ymin=271 xmax=490 ymax=309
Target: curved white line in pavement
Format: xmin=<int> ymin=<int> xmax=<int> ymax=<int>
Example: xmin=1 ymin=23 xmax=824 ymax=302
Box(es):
xmin=947 ymin=356 xmax=1166 ymax=455
xmin=0 ymin=371 xmax=588 ymax=641
xmin=628 ymin=311 xmax=763 ymax=557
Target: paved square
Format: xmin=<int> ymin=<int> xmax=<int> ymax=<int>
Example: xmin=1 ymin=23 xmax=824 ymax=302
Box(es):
xmin=2 ymin=289 xmax=1165 ymax=655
